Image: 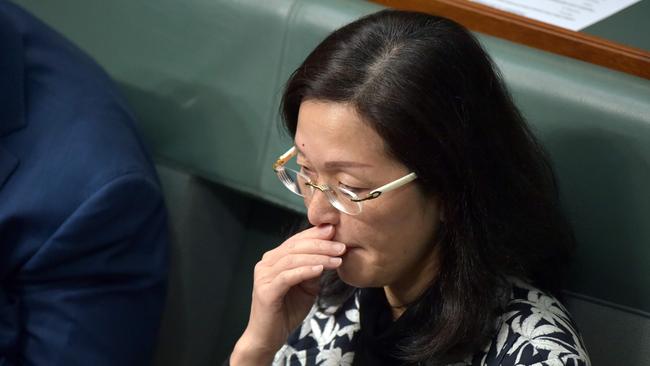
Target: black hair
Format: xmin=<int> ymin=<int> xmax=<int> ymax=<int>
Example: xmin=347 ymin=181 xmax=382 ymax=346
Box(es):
xmin=280 ymin=9 xmax=575 ymax=365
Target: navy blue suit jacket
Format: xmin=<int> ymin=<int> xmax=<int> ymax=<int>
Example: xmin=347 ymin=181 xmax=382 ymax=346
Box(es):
xmin=0 ymin=2 xmax=169 ymax=365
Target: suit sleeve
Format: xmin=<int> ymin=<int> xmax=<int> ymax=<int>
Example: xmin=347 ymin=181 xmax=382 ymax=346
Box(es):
xmin=8 ymin=171 xmax=169 ymax=366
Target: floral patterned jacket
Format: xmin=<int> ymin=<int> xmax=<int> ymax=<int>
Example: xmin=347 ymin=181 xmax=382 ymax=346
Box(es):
xmin=272 ymin=279 xmax=590 ymax=366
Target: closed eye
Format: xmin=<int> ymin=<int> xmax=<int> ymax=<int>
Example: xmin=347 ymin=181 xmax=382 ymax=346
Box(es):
xmin=338 ymin=182 xmax=367 ymax=194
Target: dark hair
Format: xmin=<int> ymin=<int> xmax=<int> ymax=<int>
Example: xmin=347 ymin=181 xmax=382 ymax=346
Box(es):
xmin=280 ymin=10 xmax=575 ymax=365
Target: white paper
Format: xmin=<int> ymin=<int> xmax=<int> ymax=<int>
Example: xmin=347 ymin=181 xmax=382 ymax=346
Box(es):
xmin=470 ymin=0 xmax=641 ymax=31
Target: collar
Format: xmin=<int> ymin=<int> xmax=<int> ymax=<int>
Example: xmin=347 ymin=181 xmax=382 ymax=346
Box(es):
xmin=0 ymin=4 xmax=26 ymax=137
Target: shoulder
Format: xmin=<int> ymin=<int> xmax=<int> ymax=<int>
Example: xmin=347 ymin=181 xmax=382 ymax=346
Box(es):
xmin=3 ymin=0 xmax=146 ymax=174
xmin=0 ymin=0 xmax=162 ymax=270
xmin=2 ymin=110 xmax=161 ymax=242
xmin=1 ymin=0 xmax=156 ymax=194
xmin=273 ymin=292 xmax=360 ymax=366
xmin=481 ymin=279 xmax=591 ymax=366
xmin=0 ymin=3 xmax=159 ymax=218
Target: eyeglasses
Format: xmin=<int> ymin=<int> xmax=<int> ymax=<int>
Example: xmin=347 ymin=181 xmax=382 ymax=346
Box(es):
xmin=273 ymin=146 xmax=417 ymax=215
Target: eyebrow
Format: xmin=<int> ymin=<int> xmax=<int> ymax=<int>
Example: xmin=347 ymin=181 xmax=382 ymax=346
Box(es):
xmin=295 ymin=145 xmax=372 ymax=169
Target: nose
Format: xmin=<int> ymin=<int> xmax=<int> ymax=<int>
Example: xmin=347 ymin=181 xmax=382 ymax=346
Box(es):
xmin=306 ymin=188 xmax=340 ymax=227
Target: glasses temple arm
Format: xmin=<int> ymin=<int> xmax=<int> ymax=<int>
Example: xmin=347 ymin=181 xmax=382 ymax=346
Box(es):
xmin=372 ymin=172 xmax=417 ymax=193
xmin=273 ymin=146 xmax=297 ymax=171
xmin=352 ymin=172 xmax=418 ymax=202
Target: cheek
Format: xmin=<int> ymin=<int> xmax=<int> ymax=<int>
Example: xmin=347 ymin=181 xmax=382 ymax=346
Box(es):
xmin=368 ymin=207 xmax=431 ymax=263
xmin=336 ymin=217 xmax=387 ymax=286
xmin=339 ymin=212 xmax=415 ymax=278
xmin=338 ymin=199 xmax=438 ymax=286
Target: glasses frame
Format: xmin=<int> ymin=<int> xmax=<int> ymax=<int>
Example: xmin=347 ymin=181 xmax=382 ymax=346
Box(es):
xmin=273 ymin=146 xmax=417 ymax=213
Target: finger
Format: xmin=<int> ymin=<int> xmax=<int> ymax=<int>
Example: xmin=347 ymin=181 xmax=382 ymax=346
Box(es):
xmin=267 ymin=254 xmax=342 ymax=278
xmin=285 ymin=239 xmax=346 ymax=256
xmin=290 ymin=224 xmax=336 ymax=241
xmin=263 ymin=225 xmax=336 ymax=262
xmin=267 ymin=265 xmax=325 ymax=299
xmin=257 ymin=253 xmax=341 ymax=282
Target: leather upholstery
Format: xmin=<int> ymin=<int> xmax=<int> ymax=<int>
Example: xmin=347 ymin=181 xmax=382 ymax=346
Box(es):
xmin=13 ymin=0 xmax=650 ymax=364
xmin=583 ymin=0 xmax=650 ymax=51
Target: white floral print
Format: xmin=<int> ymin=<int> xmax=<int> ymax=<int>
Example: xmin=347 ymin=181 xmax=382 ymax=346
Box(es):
xmin=272 ymin=280 xmax=590 ymax=365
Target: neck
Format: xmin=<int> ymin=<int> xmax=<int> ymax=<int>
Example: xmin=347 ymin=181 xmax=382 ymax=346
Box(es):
xmin=383 ymin=244 xmax=440 ymax=320
xmin=388 ymin=303 xmax=408 ymax=320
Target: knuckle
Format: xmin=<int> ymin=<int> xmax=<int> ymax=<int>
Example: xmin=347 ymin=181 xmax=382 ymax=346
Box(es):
xmin=280 ymin=255 xmax=295 ymax=268
xmin=287 ymin=240 xmax=297 ymax=250
xmin=254 ymin=261 xmax=264 ymax=274
xmin=288 ymin=256 xmax=298 ymax=267
xmin=280 ymin=271 xmax=292 ymax=284
xmin=275 ymin=255 xmax=288 ymax=268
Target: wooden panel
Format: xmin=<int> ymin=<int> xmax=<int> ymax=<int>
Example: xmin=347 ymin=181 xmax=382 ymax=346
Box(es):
xmin=371 ymin=0 xmax=650 ymax=80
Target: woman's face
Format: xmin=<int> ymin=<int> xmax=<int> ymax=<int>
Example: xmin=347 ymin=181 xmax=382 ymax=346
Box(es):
xmin=295 ymin=100 xmax=442 ymax=291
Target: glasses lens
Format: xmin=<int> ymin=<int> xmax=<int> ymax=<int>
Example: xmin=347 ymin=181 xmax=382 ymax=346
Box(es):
xmin=327 ymin=186 xmax=362 ymax=215
xmin=277 ymin=168 xmax=312 ymax=197
xmin=277 ymin=167 xmax=362 ymax=215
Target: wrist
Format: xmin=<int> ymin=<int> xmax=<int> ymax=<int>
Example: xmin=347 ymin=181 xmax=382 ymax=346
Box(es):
xmin=230 ymin=331 xmax=277 ymax=366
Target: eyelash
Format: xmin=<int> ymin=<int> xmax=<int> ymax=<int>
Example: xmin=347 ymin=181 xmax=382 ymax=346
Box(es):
xmin=338 ymin=182 xmax=365 ymax=193
xmin=299 ymin=165 xmax=366 ymax=192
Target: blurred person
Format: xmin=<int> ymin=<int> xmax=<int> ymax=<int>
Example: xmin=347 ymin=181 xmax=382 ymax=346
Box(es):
xmin=0 ymin=1 xmax=168 ymax=365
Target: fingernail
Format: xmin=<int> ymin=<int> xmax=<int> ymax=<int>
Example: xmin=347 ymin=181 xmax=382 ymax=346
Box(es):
xmin=333 ymin=243 xmax=345 ymax=253
xmin=319 ymin=225 xmax=332 ymax=234
xmin=312 ymin=265 xmax=324 ymax=272
xmin=329 ymin=257 xmax=342 ymax=265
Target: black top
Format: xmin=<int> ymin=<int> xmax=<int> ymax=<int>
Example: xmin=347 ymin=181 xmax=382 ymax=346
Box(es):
xmin=353 ymin=287 xmax=416 ymax=365
xmin=271 ymin=278 xmax=590 ymax=365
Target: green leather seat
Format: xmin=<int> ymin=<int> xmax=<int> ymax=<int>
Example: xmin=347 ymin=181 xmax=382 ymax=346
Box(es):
xmin=14 ymin=0 xmax=650 ymax=364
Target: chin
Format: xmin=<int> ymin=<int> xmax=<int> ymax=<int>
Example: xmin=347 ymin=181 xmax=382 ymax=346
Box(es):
xmin=336 ymin=267 xmax=367 ymax=288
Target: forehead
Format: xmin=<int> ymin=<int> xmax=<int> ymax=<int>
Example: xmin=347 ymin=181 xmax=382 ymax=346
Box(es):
xmin=294 ymin=100 xmax=388 ymax=162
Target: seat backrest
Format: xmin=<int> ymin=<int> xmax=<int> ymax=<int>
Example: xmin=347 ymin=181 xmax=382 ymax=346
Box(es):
xmin=14 ymin=0 xmax=650 ymax=364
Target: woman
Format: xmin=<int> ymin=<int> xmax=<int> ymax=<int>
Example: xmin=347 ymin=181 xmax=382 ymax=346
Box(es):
xmin=229 ymin=9 xmax=590 ymax=366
